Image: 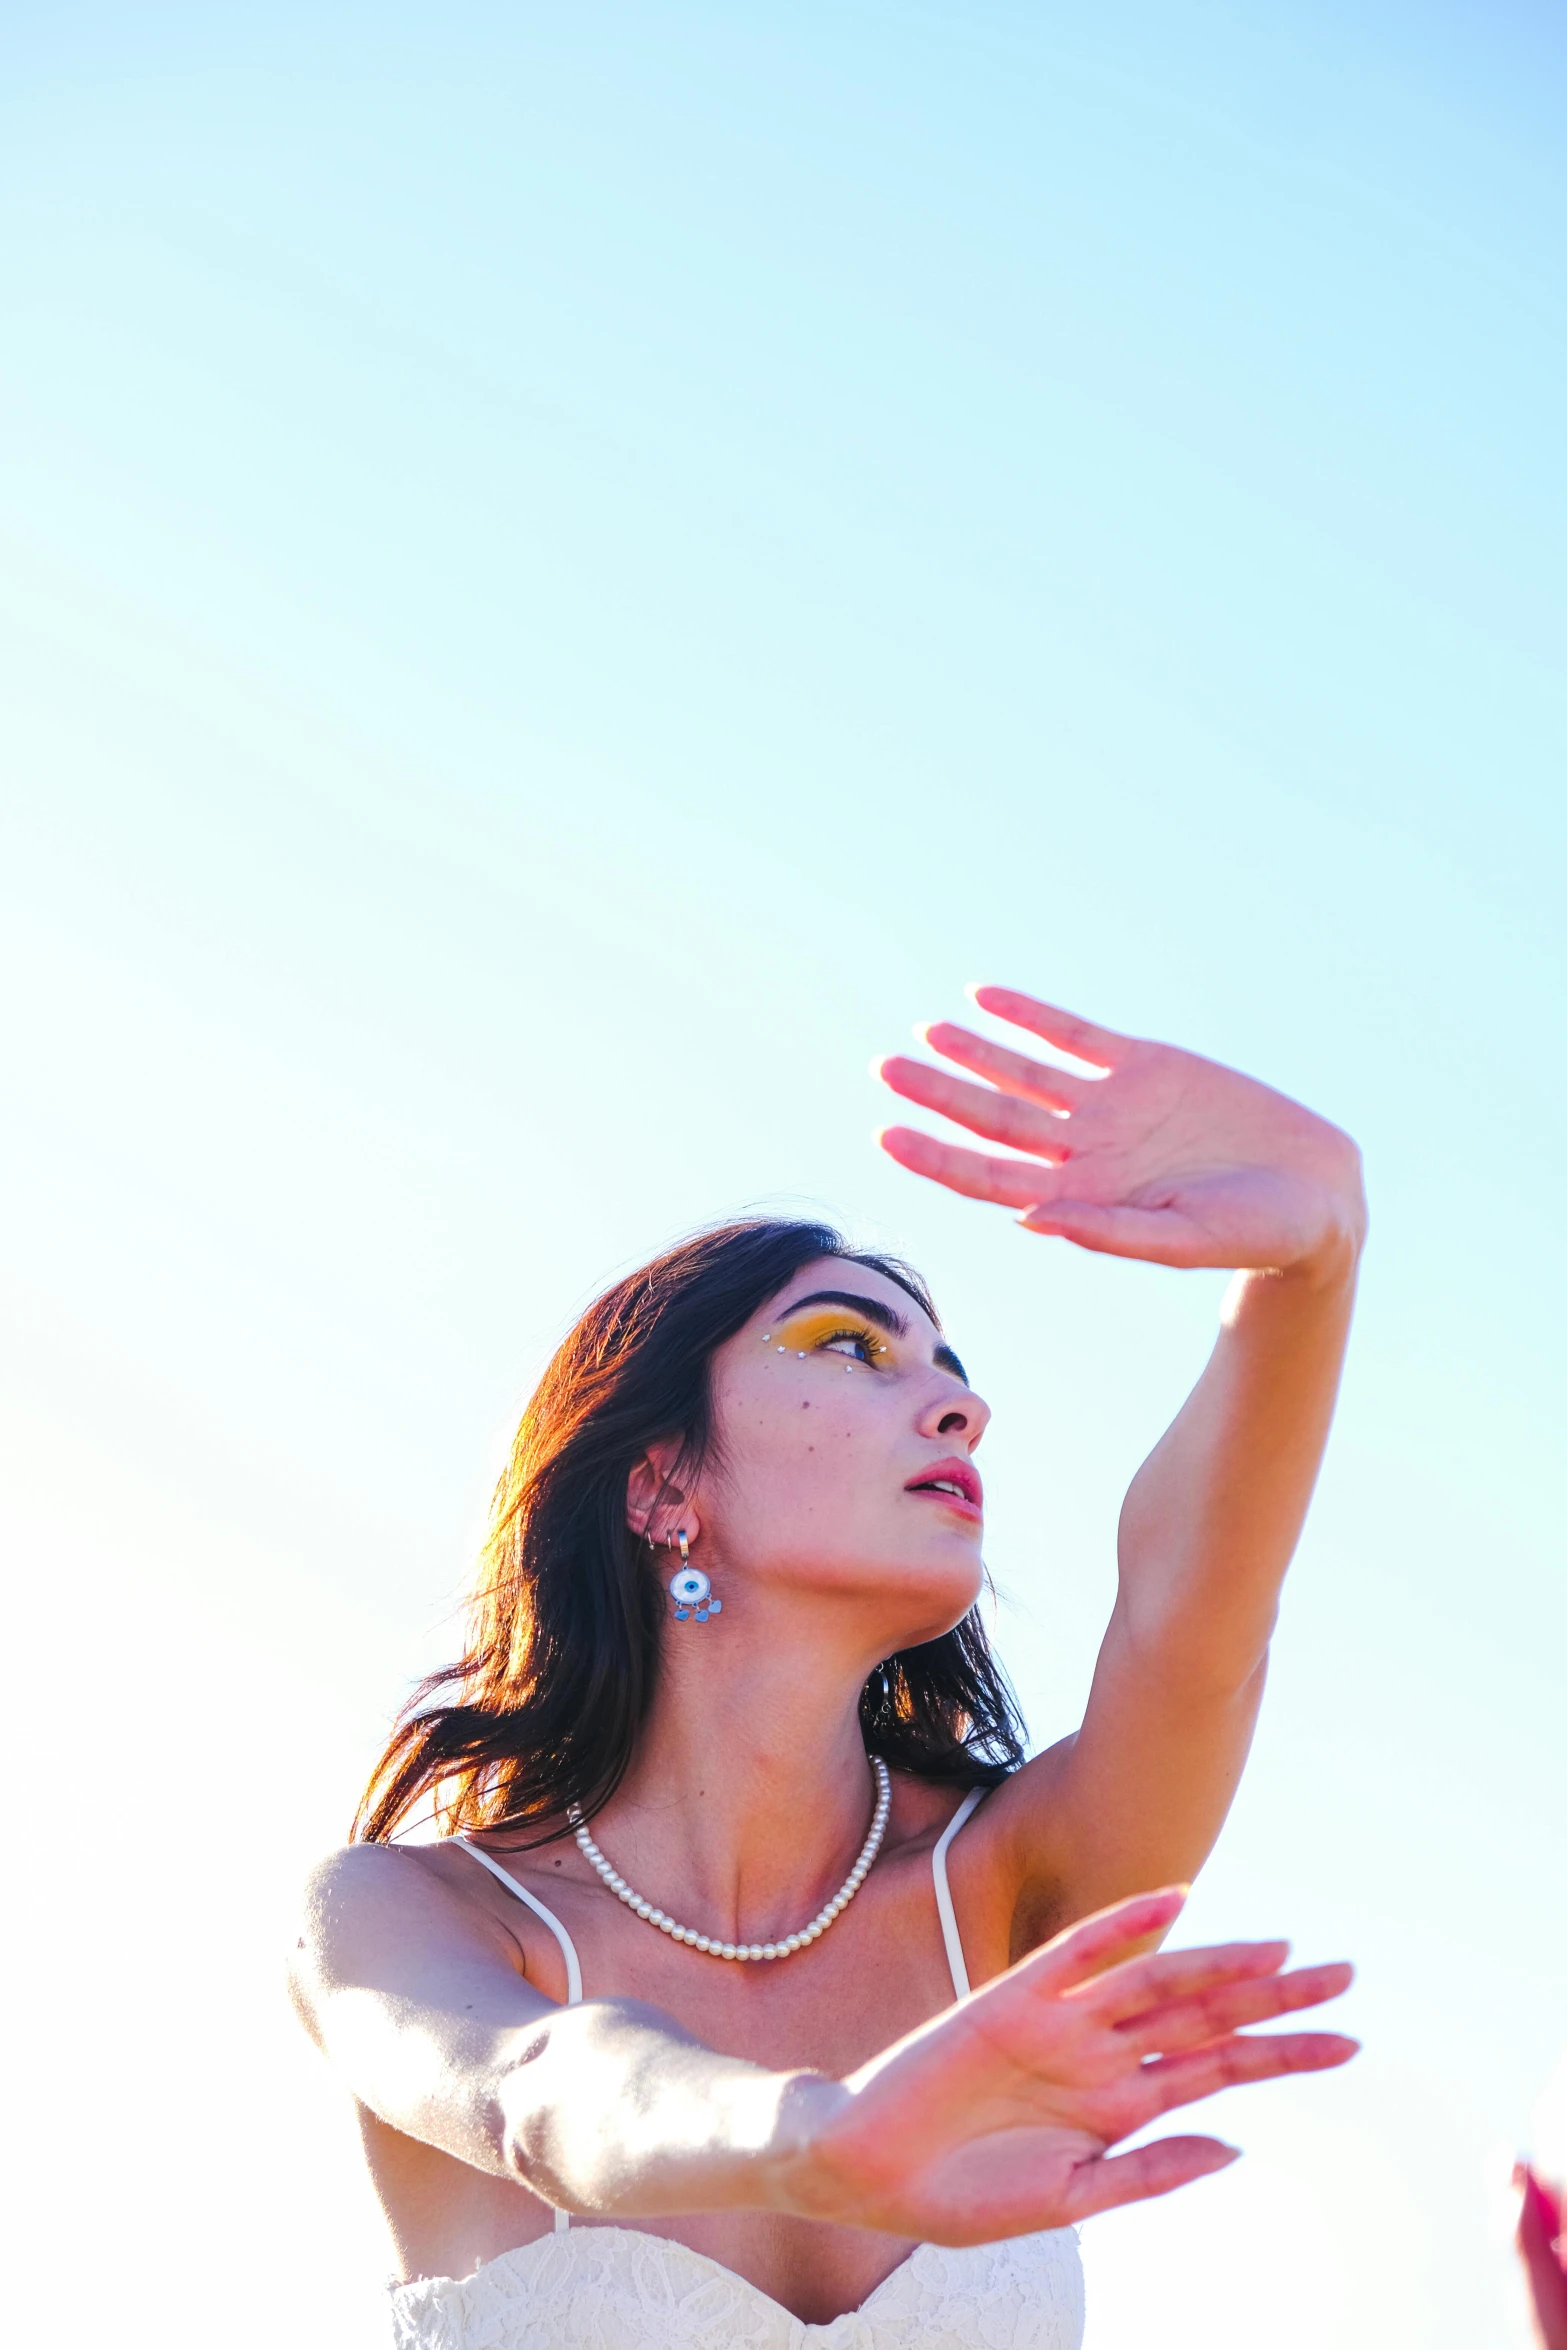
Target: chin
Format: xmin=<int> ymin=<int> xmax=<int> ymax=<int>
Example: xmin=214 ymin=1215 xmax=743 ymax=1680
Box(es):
xmin=876 ymin=1551 xmax=986 ymax=1641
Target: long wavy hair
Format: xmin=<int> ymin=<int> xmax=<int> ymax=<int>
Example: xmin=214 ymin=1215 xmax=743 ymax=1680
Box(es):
xmin=354 ymin=1217 xmax=1025 ymax=1845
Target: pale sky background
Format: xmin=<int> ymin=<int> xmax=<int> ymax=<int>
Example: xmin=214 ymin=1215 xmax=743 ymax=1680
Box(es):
xmin=3 ymin=5 xmax=1564 ymax=2345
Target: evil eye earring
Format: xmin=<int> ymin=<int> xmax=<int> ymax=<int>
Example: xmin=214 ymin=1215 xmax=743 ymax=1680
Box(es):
xmin=667 ymin=1529 xmax=721 ymax=1623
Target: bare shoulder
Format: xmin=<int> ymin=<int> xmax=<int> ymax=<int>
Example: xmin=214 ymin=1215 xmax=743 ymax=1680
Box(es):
xmin=296 ymin=1837 xmax=468 ymax=1934
xmin=288 ymin=1841 xmax=524 ymax=2038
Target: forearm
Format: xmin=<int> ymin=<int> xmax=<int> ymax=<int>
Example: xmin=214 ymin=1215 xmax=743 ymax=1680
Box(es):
xmin=1115 ymin=1233 xmax=1360 ymax=1688
xmin=499 ymin=1996 xmax=840 ymax=2218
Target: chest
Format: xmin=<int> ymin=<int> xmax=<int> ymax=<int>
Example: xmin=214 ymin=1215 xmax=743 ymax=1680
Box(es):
xmin=499 ymin=1844 xmax=980 ymax=2078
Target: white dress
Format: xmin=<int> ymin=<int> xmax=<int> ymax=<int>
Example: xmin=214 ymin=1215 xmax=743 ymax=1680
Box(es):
xmin=388 ymin=1793 xmax=1086 ymax=2350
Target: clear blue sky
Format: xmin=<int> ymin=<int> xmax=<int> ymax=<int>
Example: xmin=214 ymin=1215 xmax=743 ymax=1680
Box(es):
xmin=3 ymin=7 xmax=1563 ymax=2344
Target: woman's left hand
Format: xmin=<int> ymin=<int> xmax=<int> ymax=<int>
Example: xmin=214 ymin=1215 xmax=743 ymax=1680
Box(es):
xmin=877 ymin=985 xmax=1365 ymax=1276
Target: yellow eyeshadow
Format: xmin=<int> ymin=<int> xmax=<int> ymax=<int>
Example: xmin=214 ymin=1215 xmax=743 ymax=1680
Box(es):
xmin=767 ymin=1308 xmax=891 ymax=1361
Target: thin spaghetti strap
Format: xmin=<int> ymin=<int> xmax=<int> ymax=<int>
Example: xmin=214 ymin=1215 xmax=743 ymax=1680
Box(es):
xmin=454 ymin=1837 xmax=583 ymax=2235
xmin=931 ymin=1787 xmax=987 ymax=2000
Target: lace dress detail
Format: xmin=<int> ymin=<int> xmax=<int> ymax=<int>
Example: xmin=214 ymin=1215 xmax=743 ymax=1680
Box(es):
xmin=388 ymin=1791 xmax=1086 ymax=2347
xmin=390 ymin=2225 xmax=1085 ymax=2350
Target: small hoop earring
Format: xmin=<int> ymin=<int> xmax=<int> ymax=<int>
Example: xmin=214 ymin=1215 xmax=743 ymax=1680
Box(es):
xmin=667 ymin=1527 xmax=721 ymax=1624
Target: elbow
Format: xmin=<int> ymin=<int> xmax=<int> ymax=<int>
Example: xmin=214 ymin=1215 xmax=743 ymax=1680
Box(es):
xmin=495 ymin=2019 xmax=565 ymax=2193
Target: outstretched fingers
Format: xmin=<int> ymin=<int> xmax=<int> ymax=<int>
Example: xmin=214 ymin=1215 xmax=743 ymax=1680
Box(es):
xmin=877 ymin=1055 xmax=1071 ymax=1159
xmin=968 ymin=986 xmax=1127 ymax=1071
xmin=1139 ymin=2029 xmax=1360 ymax=2117
xmin=1078 ymin=1939 xmax=1293 ymax=2026
xmin=919 ymin=1022 xmax=1090 ymax=1114
xmin=876 ymin=1126 xmax=1071 ymax=1209
xmin=1113 ymin=1962 xmax=1355 ymax=2058
xmin=1057 ymin=2135 xmax=1240 ymax=2222
xmin=1014 ymin=1888 xmax=1193 ymax=1996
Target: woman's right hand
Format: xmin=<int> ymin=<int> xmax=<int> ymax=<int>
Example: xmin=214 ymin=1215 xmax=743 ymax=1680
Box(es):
xmin=770 ymin=1887 xmax=1356 ymax=2243
xmin=1516 ymin=2165 xmax=1567 ymax=2350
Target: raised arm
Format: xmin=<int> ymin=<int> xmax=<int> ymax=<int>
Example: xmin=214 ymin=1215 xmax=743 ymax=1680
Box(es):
xmin=291 ymin=1849 xmax=1354 ymax=2232
xmin=877 ymin=986 xmax=1366 ymax=1935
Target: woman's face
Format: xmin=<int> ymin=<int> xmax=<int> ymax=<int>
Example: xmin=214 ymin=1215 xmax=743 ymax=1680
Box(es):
xmin=691 ymin=1258 xmax=991 ymax=1649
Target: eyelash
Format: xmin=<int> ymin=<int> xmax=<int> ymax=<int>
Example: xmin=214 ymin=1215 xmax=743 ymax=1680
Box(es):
xmin=817 ymin=1322 xmax=889 ymax=1367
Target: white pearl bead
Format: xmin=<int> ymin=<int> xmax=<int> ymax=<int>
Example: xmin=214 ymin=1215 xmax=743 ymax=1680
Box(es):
xmin=569 ymin=1757 xmax=889 ymax=1962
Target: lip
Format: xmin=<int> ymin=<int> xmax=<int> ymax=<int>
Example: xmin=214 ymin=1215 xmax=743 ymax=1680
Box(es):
xmin=904 ymin=1457 xmax=984 ymax=1519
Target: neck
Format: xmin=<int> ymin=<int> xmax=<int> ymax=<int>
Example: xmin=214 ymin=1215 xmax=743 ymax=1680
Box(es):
xmin=597 ymin=1604 xmax=891 ymax=1944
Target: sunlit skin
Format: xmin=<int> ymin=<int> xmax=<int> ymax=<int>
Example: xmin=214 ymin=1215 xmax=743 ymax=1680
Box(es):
xmin=292 ymin=987 xmax=1367 ymax=2329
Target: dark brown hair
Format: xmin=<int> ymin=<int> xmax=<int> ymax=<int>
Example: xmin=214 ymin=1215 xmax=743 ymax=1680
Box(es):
xmin=354 ymin=1217 xmax=1025 ymax=1845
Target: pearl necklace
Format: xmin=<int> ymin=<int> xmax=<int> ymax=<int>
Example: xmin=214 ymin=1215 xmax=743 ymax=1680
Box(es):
xmin=568 ymin=1755 xmax=892 ymax=1962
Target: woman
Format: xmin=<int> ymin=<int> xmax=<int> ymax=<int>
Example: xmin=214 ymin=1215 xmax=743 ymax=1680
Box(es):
xmin=293 ymin=987 xmax=1366 ymax=2348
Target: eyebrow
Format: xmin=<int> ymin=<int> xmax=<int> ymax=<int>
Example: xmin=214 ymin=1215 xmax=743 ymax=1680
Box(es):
xmin=772 ymin=1289 xmax=970 ymax=1388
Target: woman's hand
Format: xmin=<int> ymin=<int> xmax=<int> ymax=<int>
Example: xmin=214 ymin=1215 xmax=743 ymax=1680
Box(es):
xmin=877 ymin=986 xmax=1365 ymax=1278
xmin=773 ymin=1887 xmax=1355 ymax=2242
xmin=1516 ymin=2165 xmax=1567 ymax=2350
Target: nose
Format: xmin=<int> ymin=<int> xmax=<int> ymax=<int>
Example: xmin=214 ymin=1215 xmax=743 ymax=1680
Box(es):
xmin=915 ymin=1376 xmax=991 ymax=1448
